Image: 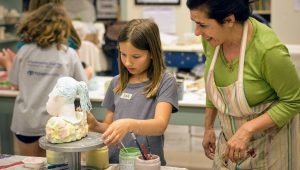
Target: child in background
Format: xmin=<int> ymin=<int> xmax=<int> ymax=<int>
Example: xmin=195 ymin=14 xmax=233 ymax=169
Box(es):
xmin=88 ymin=19 xmax=179 ymax=165
xmin=8 ymin=3 xmax=86 ymax=157
xmin=20 ymin=0 xmax=96 ymax=80
xmin=21 ymin=0 xmax=81 ymax=50
xmin=73 ymin=21 xmax=109 ymax=76
xmin=1 ymin=0 xmax=80 ymax=80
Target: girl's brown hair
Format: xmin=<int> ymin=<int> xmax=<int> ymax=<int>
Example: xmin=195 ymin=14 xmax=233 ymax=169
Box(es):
xmin=27 ymin=0 xmax=81 ymax=49
xmin=114 ymin=19 xmax=166 ymax=98
xmin=17 ymin=3 xmax=71 ymax=50
xmin=28 ymin=0 xmax=63 ymax=12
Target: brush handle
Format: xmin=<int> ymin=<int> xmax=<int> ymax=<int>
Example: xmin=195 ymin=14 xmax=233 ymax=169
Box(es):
xmin=141 ymin=143 xmax=150 ymax=160
xmin=131 ymin=133 xmax=147 ymax=160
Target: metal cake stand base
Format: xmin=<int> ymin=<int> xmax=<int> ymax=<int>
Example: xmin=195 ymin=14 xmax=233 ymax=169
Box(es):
xmin=39 ymin=132 xmax=105 ymax=170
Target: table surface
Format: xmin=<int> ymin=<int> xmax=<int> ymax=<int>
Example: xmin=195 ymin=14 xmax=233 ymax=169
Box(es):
xmin=0 ymin=77 xmax=207 ymax=155
xmin=0 ymin=76 xmax=206 ymax=107
xmin=0 ymin=154 xmax=188 ymax=170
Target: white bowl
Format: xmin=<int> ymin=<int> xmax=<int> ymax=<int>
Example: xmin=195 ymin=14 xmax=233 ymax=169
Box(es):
xmin=22 ymin=157 xmax=46 ymax=169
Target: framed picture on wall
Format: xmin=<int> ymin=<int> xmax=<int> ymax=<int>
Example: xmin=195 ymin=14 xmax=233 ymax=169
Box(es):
xmin=95 ymin=0 xmax=119 ymax=20
xmin=135 ymin=0 xmax=180 ymax=5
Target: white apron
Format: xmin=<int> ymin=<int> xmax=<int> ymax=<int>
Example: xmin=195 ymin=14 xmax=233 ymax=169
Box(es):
xmin=206 ymin=21 xmax=300 ymax=170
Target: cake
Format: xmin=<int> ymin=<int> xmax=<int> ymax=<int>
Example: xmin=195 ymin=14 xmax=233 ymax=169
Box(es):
xmin=45 ymin=112 xmax=88 ymax=143
xmin=45 ymin=77 xmax=91 ymax=143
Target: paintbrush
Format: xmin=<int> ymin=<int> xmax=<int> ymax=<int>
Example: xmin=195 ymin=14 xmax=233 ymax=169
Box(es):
xmin=130 ymin=132 xmax=147 ymax=160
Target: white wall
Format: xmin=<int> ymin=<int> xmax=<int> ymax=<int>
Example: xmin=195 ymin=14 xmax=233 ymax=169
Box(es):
xmin=120 ymin=0 xmax=193 ymax=37
xmin=272 ymin=0 xmax=300 ymax=44
xmin=121 ymin=0 xmax=300 ymax=44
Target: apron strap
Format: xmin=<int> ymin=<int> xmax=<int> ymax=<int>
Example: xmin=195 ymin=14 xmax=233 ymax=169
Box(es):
xmin=238 ymin=21 xmax=248 ymax=81
xmin=209 ymin=45 xmax=220 ymax=74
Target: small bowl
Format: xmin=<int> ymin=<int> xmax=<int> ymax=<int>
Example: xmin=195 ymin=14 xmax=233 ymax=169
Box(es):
xmin=22 ymin=157 xmax=46 ymax=169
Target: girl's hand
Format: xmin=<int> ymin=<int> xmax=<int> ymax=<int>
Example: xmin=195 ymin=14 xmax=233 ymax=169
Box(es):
xmin=202 ymin=128 xmax=216 ymax=160
xmin=102 ymin=119 xmax=129 ymax=145
xmin=224 ymin=124 xmax=253 ymax=163
xmin=86 ymin=111 xmax=98 ymax=132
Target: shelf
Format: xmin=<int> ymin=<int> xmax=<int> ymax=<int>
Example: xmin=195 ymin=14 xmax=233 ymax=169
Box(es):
xmin=253 ymin=10 xmax=271 ymax=15
xmin=0 ymin=36 xmax=18 ymax=43
xmin=0 ymin=19 xmax=17 ymax=26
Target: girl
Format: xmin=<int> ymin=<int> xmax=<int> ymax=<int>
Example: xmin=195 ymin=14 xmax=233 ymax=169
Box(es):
xmin=88 ymin=19 xmax=179 ymax=165
xmin=8 ymin=3 xmax=86 ymax=157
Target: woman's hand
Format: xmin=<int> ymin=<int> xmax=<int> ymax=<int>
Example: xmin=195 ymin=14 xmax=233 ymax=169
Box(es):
xmin=202 ymin=128 xmax=216 ymax=160
xmin=102 ymin=119 xmax=130 ymax=145
xmin=224 ymin=124 xmax=253 ymax=163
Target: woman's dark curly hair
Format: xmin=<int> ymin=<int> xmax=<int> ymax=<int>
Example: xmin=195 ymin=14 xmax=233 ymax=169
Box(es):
xmin=186 ymin=0 xmax=256 ymax=24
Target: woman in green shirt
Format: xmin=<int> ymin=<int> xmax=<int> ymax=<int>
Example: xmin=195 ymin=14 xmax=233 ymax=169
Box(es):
xmin=186 ymin=0 xmax=300 ymax=169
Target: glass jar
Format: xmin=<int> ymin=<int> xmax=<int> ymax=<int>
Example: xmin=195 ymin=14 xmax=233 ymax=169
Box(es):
xmin=119 ymin=147 xmax=140 ymax=170
xmin=86 ymin=146 xmax=109 ymax=170
xmin=46 ymin=150 xmax=67 ymax=165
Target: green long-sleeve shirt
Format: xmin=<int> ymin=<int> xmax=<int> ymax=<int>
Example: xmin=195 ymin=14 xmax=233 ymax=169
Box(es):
xmin=203 ymin=17 xmax=300 ymax=127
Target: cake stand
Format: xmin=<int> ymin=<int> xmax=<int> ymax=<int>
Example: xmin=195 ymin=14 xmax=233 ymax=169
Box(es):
xmin=39 ymin=132 xmax=105 ymax=170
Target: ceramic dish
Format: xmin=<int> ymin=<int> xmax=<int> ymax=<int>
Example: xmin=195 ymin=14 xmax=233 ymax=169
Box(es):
xmin=22 ymin=157 xmax=46 ymax=169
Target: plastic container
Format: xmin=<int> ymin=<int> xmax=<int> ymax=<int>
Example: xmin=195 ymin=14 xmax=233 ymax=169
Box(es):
xmin=119 ymin=147 xmax=140 ymax=170
xmin=135 ymin=154 xmax=161 ymax=170
xmin=46 ymin=150 xmax=67 ymax=165
xmin=86 ymin=146 xmax=109 ymax=170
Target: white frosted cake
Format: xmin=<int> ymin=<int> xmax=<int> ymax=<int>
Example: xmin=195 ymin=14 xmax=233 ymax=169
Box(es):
xmin=45 ymin=77 xmax=92 ymax=143
xmin=45 ymin=112 xmax=88 ymax=143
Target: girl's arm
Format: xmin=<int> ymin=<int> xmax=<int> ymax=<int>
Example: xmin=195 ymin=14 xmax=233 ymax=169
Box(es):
xmin=129 ymin=101 xmax=172 ymax=135
xmin=102 ymin=101 xmax=172 ymax=145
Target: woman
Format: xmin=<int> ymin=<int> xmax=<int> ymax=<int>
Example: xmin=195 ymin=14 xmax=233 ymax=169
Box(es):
xmin=186 ymin=0 xmax=300 ymax=169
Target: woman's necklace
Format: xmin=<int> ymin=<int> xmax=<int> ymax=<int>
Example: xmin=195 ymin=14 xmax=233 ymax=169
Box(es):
xmin=221 ymin=46 xmax=238 ymax=72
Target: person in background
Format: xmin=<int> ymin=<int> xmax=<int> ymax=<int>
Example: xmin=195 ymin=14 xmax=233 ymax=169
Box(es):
xmin=21 ymin=0 xmax=81 ymax=50
xmin=18 ymin=0 xmax=95 ymax=80
xmin=0 ymin=49 xmax=15 ymax=90
xmin=73 ymin=20 xmax=109 ymax=77
xmin=8 ymin=3 xmax=86 ymax=157
xmin=1 ymin=0 xmax=81 ymax=77
xmin=186 ymin=0 xmax=300 ymax=169
xmin=87 ymin=19 xmax=179 ymax=165
xmin=0 ymin=48 xmax=15 ymax=72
